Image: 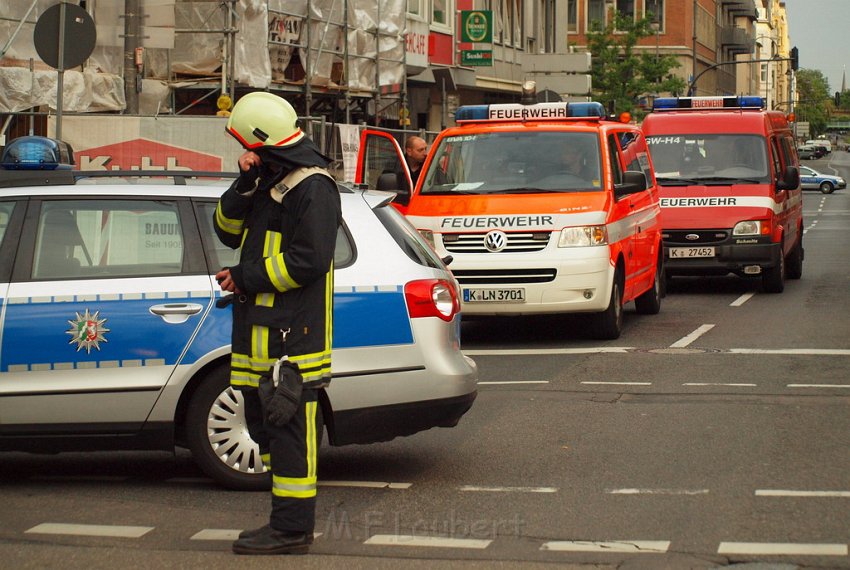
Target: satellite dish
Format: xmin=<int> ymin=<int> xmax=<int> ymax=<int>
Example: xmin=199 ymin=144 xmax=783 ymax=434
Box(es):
xmin=34 ymin=2 xmax=96 ymax=70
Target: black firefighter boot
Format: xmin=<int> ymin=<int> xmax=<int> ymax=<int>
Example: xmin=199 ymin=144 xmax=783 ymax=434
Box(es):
xmin=232 ymin=529 xmax=313 ymax=555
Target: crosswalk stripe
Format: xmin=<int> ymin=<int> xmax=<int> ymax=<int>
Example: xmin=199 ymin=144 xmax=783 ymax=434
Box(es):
xmin=26 ymin=523 xmax=153 ymax=538
xmin=364 ymin=534 xmax=491 ymax=549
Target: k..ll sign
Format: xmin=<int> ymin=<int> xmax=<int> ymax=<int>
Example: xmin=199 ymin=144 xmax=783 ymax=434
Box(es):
xmin=461 ymin=49 xmax=493 ymax=67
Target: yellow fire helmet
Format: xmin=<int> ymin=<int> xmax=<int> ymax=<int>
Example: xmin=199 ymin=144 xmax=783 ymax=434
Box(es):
xmin=225 ymin=92 xmax=304 ymax=150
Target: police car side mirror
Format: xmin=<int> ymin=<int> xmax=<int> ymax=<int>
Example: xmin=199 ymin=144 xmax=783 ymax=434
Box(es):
xmin=615 ymin=170 xmax=648 ymax=198
xmin=777 ymin=165 xmax=799 ymax=191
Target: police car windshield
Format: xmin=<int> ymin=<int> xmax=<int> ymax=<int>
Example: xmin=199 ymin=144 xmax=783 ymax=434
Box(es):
xmin=420 ymin=132 xmax=602 ymax=195
xmin=646 ymin=134 xmax=771 ymax=183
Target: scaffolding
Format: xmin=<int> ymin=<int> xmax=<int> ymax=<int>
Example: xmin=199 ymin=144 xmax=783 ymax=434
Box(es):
xmin=0 ymin=0 xmax=407 ymax=137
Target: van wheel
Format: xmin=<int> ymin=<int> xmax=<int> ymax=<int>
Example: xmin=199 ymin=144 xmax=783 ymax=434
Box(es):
xmin=762 ymin=249 xmax=785 ymax=293
xmin=635 ymin=254 xmax=663 ymax=315
xmin=592 ymin=269 xmax=623 ymax=340
xmin=185 ymin=366 xmax=270 ymax=491
xmin=785 ymin=235 xmax=803 ymax=280
xmin=820 ymin=182 xmax=834 ymax=194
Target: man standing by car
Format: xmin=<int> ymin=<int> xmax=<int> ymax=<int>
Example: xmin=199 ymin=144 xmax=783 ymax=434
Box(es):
xmin=213 ymin=92 xmax=341 ymax=556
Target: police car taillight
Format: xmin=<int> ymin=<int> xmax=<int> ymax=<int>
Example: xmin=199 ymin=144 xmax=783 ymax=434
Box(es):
xmin=652 ymin=95 xmax=765 ymax=111
xmin=0 ymin=136 xmax=75 ymax=170
xmin=405 ymin=279 xmax=460 ymax=321
xmin=455 ymin=101 xmax=607 ymax=123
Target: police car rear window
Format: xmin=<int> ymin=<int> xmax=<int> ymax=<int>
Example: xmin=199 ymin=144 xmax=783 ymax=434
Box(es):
xmin=0 ymin=202 xmax=14 ymax=247
xmin=421 ymin=131 xmax=602 ymax=194
xmin=374 ymin=205 xmax=443 ymax=270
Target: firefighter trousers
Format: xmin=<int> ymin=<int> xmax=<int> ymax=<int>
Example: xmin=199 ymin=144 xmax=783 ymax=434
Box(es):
xmin=243 ymin=386 xmax=324 ymax=533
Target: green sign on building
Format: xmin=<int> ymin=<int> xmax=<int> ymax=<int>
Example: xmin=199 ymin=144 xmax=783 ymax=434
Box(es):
xmin=460 ymin=10 xmax=492 ymax=43
xmin=460 ymin=49 xmax=493 ymax=67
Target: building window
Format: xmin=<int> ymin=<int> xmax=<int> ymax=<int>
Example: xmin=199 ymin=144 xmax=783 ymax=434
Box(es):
xmin=588 ymin=0 xmax=606 ymax=31
xmin=567 ymin=0 xmax=577 ymax=33
xmin=645 ymin=0 xmax=664 ymax=32
xmin=433 ymin=0 xmax=450 ymax=28
xmin=512 ymin=0 xmax=523 ymax=48
xmin=616 ymin=0 xmax=635 ymax=17
xmin=542 ymin=0 xmax=556 ymax=51
xmin=408 ymin=0 xmax=423 ymax=18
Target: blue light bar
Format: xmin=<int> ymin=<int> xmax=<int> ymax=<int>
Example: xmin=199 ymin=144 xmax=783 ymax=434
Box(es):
xmin=0 ymin=136 xmax=75 ymax=170
xmin=455 ymin=101 xmax=607 ymax=123
xmin=652 ymin=95 xmax=765 ymax=111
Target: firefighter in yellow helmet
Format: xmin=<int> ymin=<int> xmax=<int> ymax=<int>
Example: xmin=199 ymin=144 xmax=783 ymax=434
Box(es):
xmin=214 ymin=91 xmax=341 ymax=555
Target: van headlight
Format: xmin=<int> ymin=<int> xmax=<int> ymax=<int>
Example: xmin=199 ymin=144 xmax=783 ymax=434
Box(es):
xmin=558 ymin=225 xmax=608 ymax=247
xmin=732 ymin=221 xmax=762 ymax=236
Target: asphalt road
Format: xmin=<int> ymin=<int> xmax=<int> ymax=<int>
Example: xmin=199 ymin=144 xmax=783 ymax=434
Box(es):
xmin=1 ymin=153 xmax=849 ymax=569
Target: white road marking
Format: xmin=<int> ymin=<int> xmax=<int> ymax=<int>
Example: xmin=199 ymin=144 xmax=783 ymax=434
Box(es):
xmin=683 ymin=383 xmax=757 ymax=387
xmin=191 ymin=529 xmax=240 ymax=541
xmin=731 ymin=348 xmax=850 ymax=355
xmin=717 ymin=542 xmax=848 ymax=556
xmin=541 ymin=540 xmax=670 ymax=553
xmin=191 ymin=530 xmax=324 ymax=541
xmin=606 ymin=488 xmax=709 ymax=495
xmin=581 ymin=381 xmax=651 ymax=386
xmin=479 ymin=380 xmax=549 ymax=385
xmin=459 ymin=485 xmax=558 ymax=493
xmin=670 ymin=324 xmax=715 ymax=348
xmin=463 ymin=347 xmax=633 ymax=355
xmin=25 ymin=523 xmax=153 ymax=538
xmin=787 ymin=384 xmax=850 ymax=388
xmin=730 ymin=292 xmax=755 ymax=306
xmin=320 ymin=481 xmax=412 ymax=489
xmin=756 ymin=490 xmax=850 ymax=498
xmin=364 ymin=534 xmax=491 ymax=549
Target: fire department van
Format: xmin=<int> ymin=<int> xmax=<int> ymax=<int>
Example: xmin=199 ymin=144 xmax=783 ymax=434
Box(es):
xmin=356 ymin=96 xmax=663 ymax=339
xmin=642 ymin=95 xmax=803 ymax=293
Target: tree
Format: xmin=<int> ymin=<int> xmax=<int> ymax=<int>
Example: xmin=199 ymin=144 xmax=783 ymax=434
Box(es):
xmin=795 ymin=68 xmax=832 ymax=138
xmin=585 ymin=11 xmax=686 ymax=117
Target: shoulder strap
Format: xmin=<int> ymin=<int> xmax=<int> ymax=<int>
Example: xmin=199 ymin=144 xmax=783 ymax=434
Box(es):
xmin=270 ymin=166 xmax=334 ymax=204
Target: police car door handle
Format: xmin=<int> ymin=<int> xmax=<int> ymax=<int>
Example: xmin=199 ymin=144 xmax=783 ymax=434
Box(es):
xmin=149 ymin=303 xmax=205 ymax=324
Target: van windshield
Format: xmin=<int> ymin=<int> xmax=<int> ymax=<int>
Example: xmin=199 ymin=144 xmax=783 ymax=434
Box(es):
xmin=420 ymin=131 xmax=602 ymax=195
xmin=646 ymin=134 xmax=771 ymax=184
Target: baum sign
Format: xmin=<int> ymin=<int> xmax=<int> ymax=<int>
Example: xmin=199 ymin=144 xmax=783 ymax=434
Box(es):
xmin=76 ymin=139 xmax=223 ymax=171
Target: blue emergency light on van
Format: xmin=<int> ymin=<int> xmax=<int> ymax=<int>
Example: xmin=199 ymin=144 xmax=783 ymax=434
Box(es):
xmin=455 ymin=101 xmax=606 ymax=122
xmin=652 ymin=95 xmax=765 ymax=111
xmin=0 ymin=136 xmax=75 ymax=170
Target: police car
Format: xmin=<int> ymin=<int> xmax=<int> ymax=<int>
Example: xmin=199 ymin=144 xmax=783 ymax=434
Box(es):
xmin=0 ymin=136 xmax=478 ymax=490
xmin=799 ymin=165 xmax=846 ymax=194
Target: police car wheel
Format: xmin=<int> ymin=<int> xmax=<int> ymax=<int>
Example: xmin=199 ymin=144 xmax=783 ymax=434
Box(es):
xmin=820 ymin=182 xmax=834 ymax=194
xmin=592 ymin=270 xmax=623 ymax=340
xmin=184 ymin=366 xmax=270 ymax=491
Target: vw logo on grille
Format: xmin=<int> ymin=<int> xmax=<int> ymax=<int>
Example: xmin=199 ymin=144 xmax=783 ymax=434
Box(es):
xmin=483 ymin=230 xmax=508 ymax=252
xmin=685 ymin=233 xmax=700 ymax=241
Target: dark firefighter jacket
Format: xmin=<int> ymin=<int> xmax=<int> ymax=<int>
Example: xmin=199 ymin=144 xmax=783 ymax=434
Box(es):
xmin=214 ymin=171 xmax=342 ymax=390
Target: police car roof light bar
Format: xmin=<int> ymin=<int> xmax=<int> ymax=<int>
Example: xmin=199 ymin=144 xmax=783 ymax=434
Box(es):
xmin=0 ymin=136 xmax=75 ymax=170
xmin=652 ymin=95 xmax=765 ymax=112
xmin=455 ymin=101 xmax=607 ymax=123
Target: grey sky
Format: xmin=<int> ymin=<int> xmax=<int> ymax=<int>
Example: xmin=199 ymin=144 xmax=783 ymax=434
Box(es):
xmin=783 ymin=0 xmax=849 ymax=92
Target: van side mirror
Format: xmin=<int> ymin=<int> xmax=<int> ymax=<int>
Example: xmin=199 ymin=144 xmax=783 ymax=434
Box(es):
xmin=376 ymin=171 xmax=410 ymax=205
xmin=777 ymin=165 xmax=799 ymax=191
xmin=615 ymin=170 xmax=648 ymax=198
